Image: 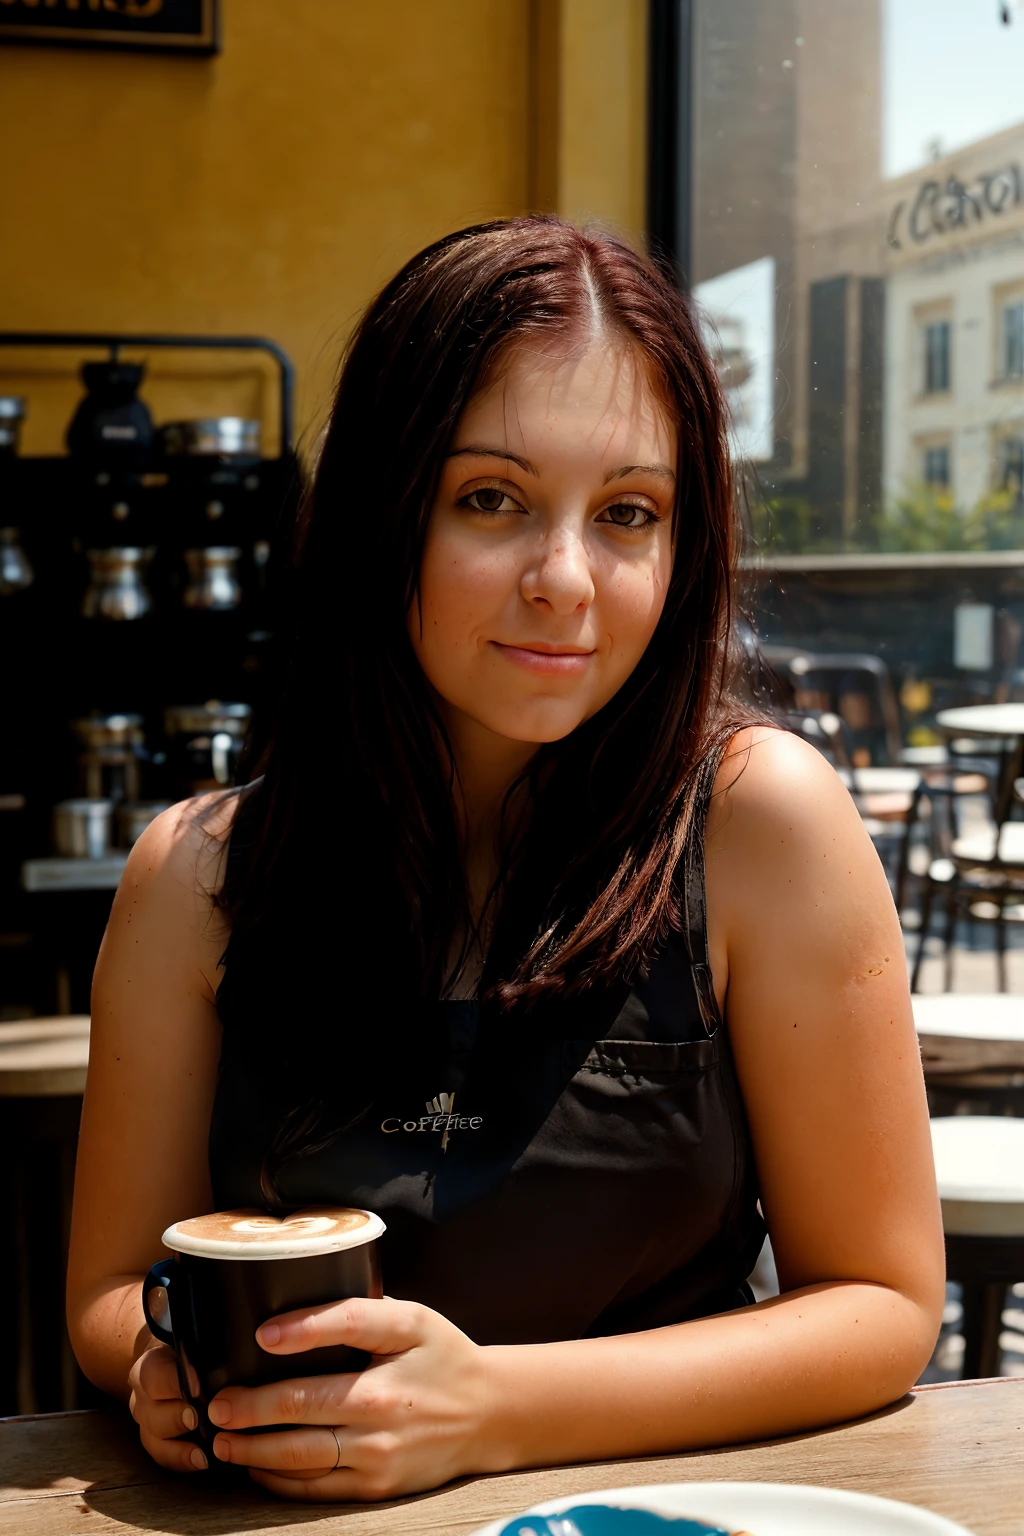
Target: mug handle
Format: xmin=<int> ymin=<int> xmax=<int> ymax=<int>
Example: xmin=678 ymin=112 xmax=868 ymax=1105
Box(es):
xmin=142 ymin=1258 xmax=177 ymax=1348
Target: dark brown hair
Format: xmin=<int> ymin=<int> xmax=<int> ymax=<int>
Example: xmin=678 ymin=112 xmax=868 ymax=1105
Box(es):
xmin=219 ymin=217 xmax=746 ymax=1181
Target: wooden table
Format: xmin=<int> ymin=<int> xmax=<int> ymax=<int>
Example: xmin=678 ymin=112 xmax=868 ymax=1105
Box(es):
xmin=0 ymin=1019 xmax=91 ymax=1417
xmin=0 ymin=1016 xmax=89 ymax=1097
xmin=913 ymin=994 xmax=1024 ymax=1080
xmin=2 ymin=1380 xmax=1022 ymax=1534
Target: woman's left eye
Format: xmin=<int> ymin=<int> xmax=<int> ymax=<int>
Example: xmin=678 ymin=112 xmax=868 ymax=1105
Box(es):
xmin=598 ymin=503 xmax=656 ymax=529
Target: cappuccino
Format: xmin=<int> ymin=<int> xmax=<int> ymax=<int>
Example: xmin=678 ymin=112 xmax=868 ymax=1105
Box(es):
xmin=163 ymin=1206 xmax=384 ymax=1261
xmin=144 ymin=1204 xmax=386 ymax=1434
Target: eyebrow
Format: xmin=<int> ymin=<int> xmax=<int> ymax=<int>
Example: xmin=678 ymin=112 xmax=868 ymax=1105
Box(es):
xmin=448 ymin=446 xmax=676 ymax=485
xmin=447 ymin=445 xmax=539 ymax=475
xmin=603 ymin=462 xmax=676 ymax=485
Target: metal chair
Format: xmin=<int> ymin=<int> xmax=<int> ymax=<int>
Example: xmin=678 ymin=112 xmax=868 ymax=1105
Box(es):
xmin=910 ymin=797 xmax=1024 ymax=993
xmin=761 ymin=647 xmax=904 ymax=766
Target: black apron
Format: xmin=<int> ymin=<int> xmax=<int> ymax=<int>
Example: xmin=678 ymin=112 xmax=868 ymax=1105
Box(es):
xmin=210 ymin=758 xmax=766 ymax=1345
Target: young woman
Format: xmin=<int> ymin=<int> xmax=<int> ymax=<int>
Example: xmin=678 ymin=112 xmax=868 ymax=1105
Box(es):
xmin=67 ymin=218 xmax=944 ymax=1503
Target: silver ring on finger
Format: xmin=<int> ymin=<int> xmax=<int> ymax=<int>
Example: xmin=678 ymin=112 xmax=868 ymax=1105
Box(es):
xmin=329 ymin=1426 xmax=342 ymax=1470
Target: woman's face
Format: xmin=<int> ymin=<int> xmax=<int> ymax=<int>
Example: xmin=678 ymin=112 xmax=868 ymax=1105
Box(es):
xmin=409 ymin=339 xmax=677 ymax=747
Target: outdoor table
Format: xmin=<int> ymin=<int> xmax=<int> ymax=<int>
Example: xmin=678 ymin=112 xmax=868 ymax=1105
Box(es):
xmin=912 ymin=994 xmax=1024 ymax=1081
xmin=2 ymin=1380 xmax=1023 ymax=1534
xmin=935 ymin=704 xmax=1024 ymax=827
xmin=0 ymin=1015 xmax=89 ymax=1097
xmin=0 ymin=1018 xmax=90 ymax=1417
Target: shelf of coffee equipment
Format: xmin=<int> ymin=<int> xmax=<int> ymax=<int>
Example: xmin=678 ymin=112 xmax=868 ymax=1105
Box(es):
xmin=20 ymin=853 xmax=128 ymax=892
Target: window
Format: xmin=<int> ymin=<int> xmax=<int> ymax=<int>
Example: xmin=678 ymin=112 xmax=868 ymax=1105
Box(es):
xmin=1004 ymin=301 xmax=1024 ymax=380
xmin=923 ymin=444 xmax=951 ymax=488
xmin=923 ymin=321 xmax=951 ymax=395
xmin=998 ymin=435 xmax=1024 ymax=497
xmin=658 ymin=0 xmax=1024 ymax=553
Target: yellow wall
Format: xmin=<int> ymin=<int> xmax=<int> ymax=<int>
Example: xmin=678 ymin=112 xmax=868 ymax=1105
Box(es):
xmin=0 ymin=0 xmax=647 ymax=457
xmin=555 ymin=0 xmax=648 ymax=235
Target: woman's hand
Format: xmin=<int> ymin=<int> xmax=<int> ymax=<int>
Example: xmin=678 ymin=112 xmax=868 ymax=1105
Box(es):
xmin=206 ymin=1296 xmax=498 ymax=1501
xmin=128 ymin=1343 xmax=209 ymax=1473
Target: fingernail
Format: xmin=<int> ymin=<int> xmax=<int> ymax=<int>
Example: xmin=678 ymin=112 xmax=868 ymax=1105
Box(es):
xmin=207 ymin=1400 xmax=231 ymax=1426
xmin=212 ymin=1435 xmax=229 ymax=1461
xmin=257 ymin=1322 xmax=281 ymax=1347
xmin=181 ymin=1406 xmax=198 ymax=1431
xmin=190 ymin=1448 xmax=208 ymax=1471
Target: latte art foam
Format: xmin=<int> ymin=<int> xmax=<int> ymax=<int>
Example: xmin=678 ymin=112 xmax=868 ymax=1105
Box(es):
xmin=162 ymin=1206 xmax=384 ymax=1260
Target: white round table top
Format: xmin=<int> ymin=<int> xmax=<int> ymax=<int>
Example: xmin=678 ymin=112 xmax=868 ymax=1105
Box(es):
xmin=0 ymin=1016 xmax=90 ymax=1097
xmin=912 ymin=994 xmax=1024 ymax=1041
xmin=931 ymin=1115 xmax=1024 ymax=1236
xmin=936 ymin=703 xmax=1024 ymax=737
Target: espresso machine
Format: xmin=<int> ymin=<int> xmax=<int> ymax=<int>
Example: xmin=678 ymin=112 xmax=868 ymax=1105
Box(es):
xmin=0 ymin=332 xmax=301 ymax=1010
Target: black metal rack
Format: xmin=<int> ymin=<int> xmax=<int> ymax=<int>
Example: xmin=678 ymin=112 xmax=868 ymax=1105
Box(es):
xmin=0 ymin=330 xmax=302 ymax=1017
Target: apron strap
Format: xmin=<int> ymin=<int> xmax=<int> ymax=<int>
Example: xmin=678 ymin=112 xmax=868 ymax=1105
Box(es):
xmin=681 ymin=741 xmax=730 ymax=1039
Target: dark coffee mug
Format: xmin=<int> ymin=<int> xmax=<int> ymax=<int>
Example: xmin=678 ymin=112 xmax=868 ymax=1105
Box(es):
xmin=142 ymin=1206 xmax=385 ymax=1445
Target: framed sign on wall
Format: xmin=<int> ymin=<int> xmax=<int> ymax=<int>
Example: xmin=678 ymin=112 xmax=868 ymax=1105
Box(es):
xmin=0 ymin=0 xmax=219 ymax=56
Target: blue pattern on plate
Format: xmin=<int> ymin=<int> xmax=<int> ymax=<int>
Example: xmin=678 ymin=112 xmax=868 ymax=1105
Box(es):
xmin=499 ymin=1506 xmax=730 ymax=1536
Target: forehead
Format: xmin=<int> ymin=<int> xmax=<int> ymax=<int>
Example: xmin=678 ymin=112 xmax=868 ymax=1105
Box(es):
xmin=456 ymin=337 xmax=677 ymax=465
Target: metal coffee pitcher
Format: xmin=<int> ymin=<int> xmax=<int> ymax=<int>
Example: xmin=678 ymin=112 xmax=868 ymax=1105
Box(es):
xmin=81 ymin=547 xmax=154 ymax=621
xmin=182 ymin=546 xmax=242 ymax=611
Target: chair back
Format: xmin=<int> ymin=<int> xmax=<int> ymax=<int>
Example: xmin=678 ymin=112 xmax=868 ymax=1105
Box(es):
xmin=761 ymin=647 xmax=903 ymax=764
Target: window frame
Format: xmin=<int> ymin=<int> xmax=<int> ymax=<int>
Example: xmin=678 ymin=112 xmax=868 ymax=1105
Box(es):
xmin=647 ymin=0 xmax=694 ymax=288
xmin=1003 ymin=299 xmax=1024 ymax=382
xmin=922 ymin=318 xmax=952 ymax=396
xmin=922 ymin=442 xmax=951 ymax=491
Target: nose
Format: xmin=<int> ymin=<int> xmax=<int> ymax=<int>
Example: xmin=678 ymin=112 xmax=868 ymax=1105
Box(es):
xmin=520 ymin=528 xmax=595 ymax=615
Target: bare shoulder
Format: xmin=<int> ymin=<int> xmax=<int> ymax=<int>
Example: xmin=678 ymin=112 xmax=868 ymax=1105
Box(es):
xmin=704 ymin=724 xmax=887 ymax=927
xmin=707 ymin=724 xmax=861 ymax=847
xmin=120 ymin=789 xmax=237 ymax=904
xmin=100 ymin=789 xmax=244 ymax=998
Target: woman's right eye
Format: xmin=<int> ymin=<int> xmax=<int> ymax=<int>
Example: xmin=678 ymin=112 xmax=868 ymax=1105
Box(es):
xmin=462 ymin=487 xmax=521 ymax=514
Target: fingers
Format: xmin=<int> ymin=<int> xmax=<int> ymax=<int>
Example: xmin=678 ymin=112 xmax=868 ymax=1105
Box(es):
xmin=129 ymin=1341 xmax=206 ymax=1472
xmin=212 ymin=1425 xmax=343 ymax=1475
xmin=130 ymin=1390 xmax=199 ymax=1443
xmin=207 ymin=1372 xmax=356 ymax=1431
xmin=138 ymin=1425 xmax=208 ymax=1474
xmin=209 ymin=1359 xmax=409 ymax=1432
xmin=132 ymin=1345 xmax=182 ymax=1401
xmin=256 ymin=1295 xmax=424 ymax=1357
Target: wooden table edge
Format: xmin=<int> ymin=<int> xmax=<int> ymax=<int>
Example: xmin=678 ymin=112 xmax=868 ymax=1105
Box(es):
xmin=3 ymin=1378 xmax=1017 ymax=1432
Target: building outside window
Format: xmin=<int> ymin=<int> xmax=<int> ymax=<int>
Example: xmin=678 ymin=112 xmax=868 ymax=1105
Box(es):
xmin=923 ymin=320 xmax=951 ymax=395
xmin=1004 ymin=300 xmax=1024 ymax=380
xmin=657 ymin=0 xmax=1024 ymax=553
xmin=923 ymin=443 xmax=951 ymax=489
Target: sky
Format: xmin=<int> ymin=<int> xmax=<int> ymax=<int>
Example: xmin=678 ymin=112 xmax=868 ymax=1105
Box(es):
xmin=884 ymin=0 xmax=1024 ymax=178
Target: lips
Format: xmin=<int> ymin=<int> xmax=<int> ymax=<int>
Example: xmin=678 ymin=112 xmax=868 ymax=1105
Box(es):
xmin=490 ymin=641 xmax=595 ymax=676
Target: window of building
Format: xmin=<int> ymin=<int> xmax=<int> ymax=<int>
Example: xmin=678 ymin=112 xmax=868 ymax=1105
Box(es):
xmin=998 ymin=435 xmax=1024 ymax=497
xmin=1003 ymin=301 xmax=1024 ymax=380
xmin=923 ymin=321 xmax=951 ymax=395
xmin=923 ymin=444 xmax=951 ymax=489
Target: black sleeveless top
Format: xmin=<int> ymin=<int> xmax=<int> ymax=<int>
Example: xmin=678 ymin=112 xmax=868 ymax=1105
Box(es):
xmin=210 ymin=757 xmax=766 ymax=1345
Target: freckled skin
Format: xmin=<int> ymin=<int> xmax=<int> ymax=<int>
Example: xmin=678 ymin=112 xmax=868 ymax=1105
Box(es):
xmin=409 ymin=341 xmax=676 ymax=751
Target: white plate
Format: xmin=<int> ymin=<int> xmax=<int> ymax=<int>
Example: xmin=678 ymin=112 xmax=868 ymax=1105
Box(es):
xmin=472 ymin=1481 xmax=974 ymax=1536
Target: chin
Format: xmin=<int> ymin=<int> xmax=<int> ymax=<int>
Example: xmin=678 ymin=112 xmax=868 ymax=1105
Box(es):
xmin=485 ymin=708 xmax=590 ymax=745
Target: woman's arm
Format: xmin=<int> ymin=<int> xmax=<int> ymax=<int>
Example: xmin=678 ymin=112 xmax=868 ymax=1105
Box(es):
xmin=484 ymin=728 xmax=945 ymax=1461
xmin=200 ymin=729 xmax=945 ymax=1500
xmin=66 ymin=798 xmax=229 ymax=1400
